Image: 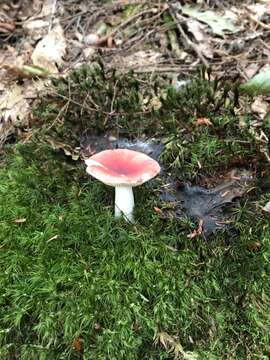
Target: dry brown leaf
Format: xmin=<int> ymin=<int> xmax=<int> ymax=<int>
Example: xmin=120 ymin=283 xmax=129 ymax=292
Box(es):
xmin=194 ymin=118 xmax=213 ymax=126
xmin=149 ymin=97 xmax=162 ymax=111
xmin=1 ymin=46 xmax=27 ymax=71
xmin=0 ymin=85 xmax=29 ymax=124
xmin=186 ymin=14 xmax=218 ymax=58
xmin=154 ymin=206 xmax=163 ymax=216
xmin=0 ymin=22 xmax=15 ymax=33
xmin=247 ymin=240 xmax=262 ymax=251
xmin=247 ymin=2 xmax=270 ymax=21
xmin=22 ymin=1 xmax=52 ymax=40
xmin=123 ymin=50 xmax=162 ymax=68
xmin=197 ymin=42 xmax=213 ymax=59
xmin=23 ymin=19 xmax=50 ymax=31
xmin=39 ymin=0 xmax=57 ymax=17
xmin=71 ymin=338 xmax=83 ymax=352
xmin=187 ymin=219 xmax=203 ymax=239
xmin=187 ymin=19 xmax=205 ymax=42
xmin=46 ymin=136 xmax=80 ymax=160
xmin=32 ymin=24 xmax=66 ymax=73
xmin=154 ymin=331 xmax=198 ymax=360
xmin=83 ymin=47 xmax=96 ymax=60
xmin=251 ymin=96 xmax=270 ymax=119
xmin=0 ymin=78 xmax=46 ymax=144
xmin=24 ymin=79 xmax=47 ymax=99
xmin=0 ymin=84 xmax=31 ymax=144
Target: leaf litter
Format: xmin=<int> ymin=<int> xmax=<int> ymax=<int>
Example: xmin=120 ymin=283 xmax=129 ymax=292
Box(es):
xmin=0 ymin=0 xmax=269 ymax=146
xmin=31 ymin=24 xmax=67 ymax=73
xmin=0 ymin=1 xmax=270 ymax=358
xmin=181 ymin=5 xmax=239 ymax=37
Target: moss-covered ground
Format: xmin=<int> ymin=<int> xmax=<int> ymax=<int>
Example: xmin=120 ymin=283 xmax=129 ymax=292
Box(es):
xmin=1 ymin=64 xmax=270 ymax=359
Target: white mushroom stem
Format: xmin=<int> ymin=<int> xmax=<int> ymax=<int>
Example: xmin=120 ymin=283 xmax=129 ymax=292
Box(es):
xmin=114 ymin=185 xmax=134 ymax=223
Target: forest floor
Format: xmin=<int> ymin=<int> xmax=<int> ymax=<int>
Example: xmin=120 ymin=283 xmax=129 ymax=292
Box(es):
xmin=0 ymin=1 xmax=270 ymax=359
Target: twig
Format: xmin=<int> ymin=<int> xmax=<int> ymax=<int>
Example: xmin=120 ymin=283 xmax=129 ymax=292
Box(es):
xmin=168 ymin=5 xmax=209 ymax=68
xmin=49 ymin=89 xmax=152 ymax=117
xmin=0 ymin=22 xmax=15 ymax=32
xmin=110 ymin=79 xmax=119 ymax=115
xmin=132 ymin=65 xmax=190 ymax=73
xmin=104 ymin=79 xmax=119 ymax=131
xmin=47 ymin=101 xmax=70 ymax=131
xmin=245 ymin=8 xmax=270 ymax=30
xmin=96 ymin=7 xmax=164 ymax=46
xmin=259 ymin=38 xmax=270 ymax=52
xmin=48 ymin=0 xmax=58 ymax=33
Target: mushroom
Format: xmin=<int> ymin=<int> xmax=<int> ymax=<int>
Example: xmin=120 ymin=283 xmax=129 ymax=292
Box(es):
xmin=85 ymin=149 xmax=160 ymax=223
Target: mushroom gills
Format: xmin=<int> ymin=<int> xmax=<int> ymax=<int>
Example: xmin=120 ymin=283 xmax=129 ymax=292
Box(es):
xmin=114 ymin=185 xmax=134 ymax=223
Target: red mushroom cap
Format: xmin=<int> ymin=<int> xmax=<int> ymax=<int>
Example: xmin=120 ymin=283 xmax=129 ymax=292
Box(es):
xmin=85 ymin=149 xmax=160 ymax=187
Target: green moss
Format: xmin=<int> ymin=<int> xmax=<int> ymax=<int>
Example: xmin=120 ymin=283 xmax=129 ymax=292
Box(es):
xmin=33 ymin=62 xmax=267 ymax=181
xmin=0 ymin=143 xmax=270 ymax=359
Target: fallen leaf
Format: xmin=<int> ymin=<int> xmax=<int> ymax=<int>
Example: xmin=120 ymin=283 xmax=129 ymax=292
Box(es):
xmin=251 ymin=96 xmax=270 ymax=119
xmin=23 ymin=19 xmax=50 ymax=31
xmin=122 ymin=50 xmax=162 ymax=68
xmin=0 ymin=85 xmax=29 ymax=124
xmin=83 ymin=47 xmax=96 ymax=59
xmin=46 ymin=136 xmax=80 ymax=160
xmin=32 ymin=24 xmax=66 ymax=73
xmin=0 ymin=78 xmax=45 ymax=144
xmin=187 ymin=19 xmax=205 ymax=42
xmin=246 ymin=2 xmax=270 ymax=21
xmin=71 ymin=338 xmax=83 ymax=352
xmin=182 ymin=6 xmax=238 ymax=37
xmin=1 ymin=46 xmax=29 ymax=76
xmin=149 ymin=97 xmax=162 ymax=111
xmin=154 ymin=206 xmax=163 ymax=216
xmin=194 ymin=118 xmax=213 ymax=126
xmin=154 ymin=331 xmax=199 ymax=359
xmin=187 ymin=219 xmax=203 ymax=239
xmin=186 ymin=19 xmax=214 ymax=58
xmin=247 ymin=240 xmax=262 ymax=251
xmin=0 ymin=22 xmax=15 ymax=33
